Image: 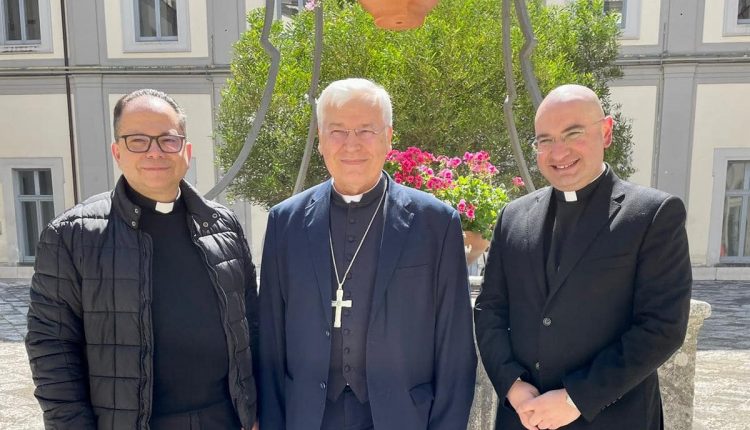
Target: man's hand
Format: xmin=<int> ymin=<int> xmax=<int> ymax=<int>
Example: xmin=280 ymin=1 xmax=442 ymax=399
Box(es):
xmin=517 ymin=388 xmax=580 ymax=430
xmin=507 ymin=379 xmax=541 ymax=430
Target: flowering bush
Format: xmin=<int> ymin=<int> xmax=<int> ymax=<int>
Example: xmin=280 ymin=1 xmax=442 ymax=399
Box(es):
xmin=385 ymin=147 xmax=524 ymax=240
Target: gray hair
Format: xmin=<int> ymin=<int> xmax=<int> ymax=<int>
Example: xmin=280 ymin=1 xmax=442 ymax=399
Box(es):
xmin=316 ymin=78 xmax=393 ymax=128
xmin=112 ymin=89 xmax=186 ymax=139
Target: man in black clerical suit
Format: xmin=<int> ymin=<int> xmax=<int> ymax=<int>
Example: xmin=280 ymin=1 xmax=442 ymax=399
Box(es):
xmin=258 ymin=78 xmax=477 ymax=429
xmin=474 ymin=84 xmax=692 ymax=430
xmin=26 ymin=89 xmax=259 ymax=429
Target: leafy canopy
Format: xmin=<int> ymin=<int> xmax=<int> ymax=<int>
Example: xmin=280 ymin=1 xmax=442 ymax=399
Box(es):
xmin=216 ymin=0 xmax=633 ymax=208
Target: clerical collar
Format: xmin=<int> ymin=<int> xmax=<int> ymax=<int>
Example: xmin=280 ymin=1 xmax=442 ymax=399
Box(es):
xmin=125 ymin=182 xmax=183 ymax=214
xmin=331 ymin=174 xmax=387 ymax=207
xmin=553 ymin=164 xmax=608 ymax=203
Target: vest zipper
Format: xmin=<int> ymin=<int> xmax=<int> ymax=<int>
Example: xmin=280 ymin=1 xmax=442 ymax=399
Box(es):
xmin=190 ymin=219 xmax=243 ymax=414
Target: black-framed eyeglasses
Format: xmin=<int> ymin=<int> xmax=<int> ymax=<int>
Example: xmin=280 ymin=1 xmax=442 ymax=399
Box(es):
xmin=119 ymin=134 xmax=186 ymax=153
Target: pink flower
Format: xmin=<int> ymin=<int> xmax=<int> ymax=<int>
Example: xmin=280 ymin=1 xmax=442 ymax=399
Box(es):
xmin=425 ymin=177 xmax=439 ymax=190
xmin=447 ymin=157 xmax=462 ymax=168
xmin=439 ymin=168 xmax=453 ymax=180
xmin=466 ymin=208 xmax=476 ymax=219
xmin=487 ymin=164 xmax=499 ymax=175
xmin=512 ymin=176 xmax=525 ymax=187
xmin=457 ymin=199 xmax=467 ymax=213
xmin=304 ymin=0 xmax=317 ymax=10
xmin=475 ymin=151 xmax=489 ymax=161
xmin=413 ymin=175 xmax=423 ymax=189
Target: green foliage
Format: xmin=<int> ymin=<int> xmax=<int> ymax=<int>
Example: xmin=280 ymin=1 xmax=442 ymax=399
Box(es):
xmin=437 ymin=175 xmax=511 ymax=240
xmin=216 ymin=0 xmax=633 ymax=208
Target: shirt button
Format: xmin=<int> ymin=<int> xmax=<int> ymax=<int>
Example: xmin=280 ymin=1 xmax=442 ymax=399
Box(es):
xmin=347 ymin=235 xmax=355 ymax=242
xmin=344 ymin=365 xmax=351 ymax=372
xmin=131 ymin=221 xmax=137 ymax=227
xmin=343 ymin=328 xmax=351 ymax=335
xmin=349 ymin=218 xmax=355 ymax=224
xmin=344 ymin=292 xmax=351 ymax=299
xmin=535 ymin=362 xmax=541 ymax=370
xmin=542 ymin=317 xmax=552 ymax=326
xmin=344 ymin=347 xmax=350 ymax=354
xmin=202 ymin=221 xmax=209 ymax=228
xmin=320 ymin=382 xmax=327 ymax=390
xmin=324 ymin=330 xmax=330 ymax=337
xmin=346 ymin=272 xmax=353 ymax=279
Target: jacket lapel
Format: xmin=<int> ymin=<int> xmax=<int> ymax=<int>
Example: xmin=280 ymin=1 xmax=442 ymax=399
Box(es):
xmin=527 ymin=188 xmax=552 ymax=297
xmin=547 ymin=171 xmax=623 ymax=299
xmin=304 ymin=181 xmax=334 ymax=326
xmin=370 ymin=181 xmax=414 ymax=321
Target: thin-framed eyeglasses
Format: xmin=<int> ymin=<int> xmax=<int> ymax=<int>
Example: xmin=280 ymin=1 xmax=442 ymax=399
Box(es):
xmin=327 ymin=127 xmax=387 ymax=143
xmin=119 ymin=134 xmax=186 ymax=153
xmin=532 ymin=117 xmax=608 ymax=153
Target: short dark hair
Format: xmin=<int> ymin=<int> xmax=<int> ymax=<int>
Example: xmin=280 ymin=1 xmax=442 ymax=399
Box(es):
xmin=112 ymin=89 xmax=186 ymax=140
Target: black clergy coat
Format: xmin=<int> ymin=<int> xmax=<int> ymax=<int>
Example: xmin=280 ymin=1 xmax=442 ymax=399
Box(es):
xmin=474 ymin=169 xmax=692 ymax=430
xmin=258 ymin=175 xmax=477 ymax=430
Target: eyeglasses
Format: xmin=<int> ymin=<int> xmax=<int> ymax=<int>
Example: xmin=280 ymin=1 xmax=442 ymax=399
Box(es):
xmin=532 ymin=118 xmax=607 ymax=153
xmin=119 ymin=134 xmax=186 ymax=153
xmin=326 ymin=127 xmax=386 ymax=143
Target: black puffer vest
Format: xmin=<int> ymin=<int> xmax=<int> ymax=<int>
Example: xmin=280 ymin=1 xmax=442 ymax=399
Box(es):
xmin=26 ymin=177 xmax=258 ymax=429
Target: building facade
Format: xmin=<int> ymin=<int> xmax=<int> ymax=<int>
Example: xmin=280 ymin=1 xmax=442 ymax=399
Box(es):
xmin=546 ymin=0 xmax=750 ymax=273
xmin=0 ymin=0 xmax=272 ymax=276
xmin=1 ymin=0 xmax=749 ymax=274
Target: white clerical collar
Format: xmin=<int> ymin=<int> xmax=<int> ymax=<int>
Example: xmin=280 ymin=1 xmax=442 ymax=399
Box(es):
xmin=154 ymin=188 xmax=181 ymax=214
xmin=331 ymin=178 xmax=380 ymax=204
xmin=559 ymin=163 xmax=607 ymax=202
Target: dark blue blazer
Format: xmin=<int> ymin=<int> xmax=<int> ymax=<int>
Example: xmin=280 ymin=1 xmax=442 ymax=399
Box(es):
xmin=258 ymin=176 xmax=477 ymax=430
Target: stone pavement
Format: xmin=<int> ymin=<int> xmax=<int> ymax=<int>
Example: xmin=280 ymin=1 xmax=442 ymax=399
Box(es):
xmin=0 ymin=279 xmax=43 ymax=429
xmin=691 ymin=281 xmax=750 ymax=430
xmin=0 ymin=279 xmax=748 ymax=429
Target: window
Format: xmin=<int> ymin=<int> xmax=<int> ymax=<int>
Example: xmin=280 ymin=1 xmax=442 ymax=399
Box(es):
xmin=15 ymin=169 xmax=55 ymax=263
xmin=603 ymin=0 xmax=640 ymax=39
xmin=0 ymin=0 xmax=51 ymax=53
xmin=121 ymin=0 xmax=190 ymax=52
xmin=604 ymin=0 xmax=626 ymax=29
xmin=276 ymin=0 xmax=303 ymax=20
xmin=720 ymin=161 xmax=750 ymax=262
xmin=739 ymin=0 xmax=750 ymax=24
xmin=724 ymin=0 xmax=750 ymax=35
xmin=136 ymin=0 xmax=178 ymax=41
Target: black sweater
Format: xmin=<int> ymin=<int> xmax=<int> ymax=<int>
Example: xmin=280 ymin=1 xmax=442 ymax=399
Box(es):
xmin=127 ymin=187 xmax=234 ymax=418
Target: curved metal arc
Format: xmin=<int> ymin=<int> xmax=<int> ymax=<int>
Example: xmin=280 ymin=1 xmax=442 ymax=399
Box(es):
xmin=514 ymin=0 xmax=542 ymax=110
xmin=205 ymin=0 xmax=281 ymax=200
xmin=501 ymin=0 xmax=536 ymax=191
xmin=293 ymin=4 xmax=324 ymax=195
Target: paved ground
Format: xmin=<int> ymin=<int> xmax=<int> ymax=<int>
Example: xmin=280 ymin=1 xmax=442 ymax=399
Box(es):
xmin=691 ymin=281 xmax=750 ymax=430
xmin=1 ymin=279 xmax=748 ymax=429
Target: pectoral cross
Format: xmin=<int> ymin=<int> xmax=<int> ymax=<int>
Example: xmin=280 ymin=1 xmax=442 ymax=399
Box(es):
xmin=331 ymin=287 xmax=352 ymax=328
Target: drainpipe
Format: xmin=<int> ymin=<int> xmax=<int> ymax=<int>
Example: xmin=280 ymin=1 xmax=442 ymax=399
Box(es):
xmin=60 ymin=0 xmax=79 ymax=203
